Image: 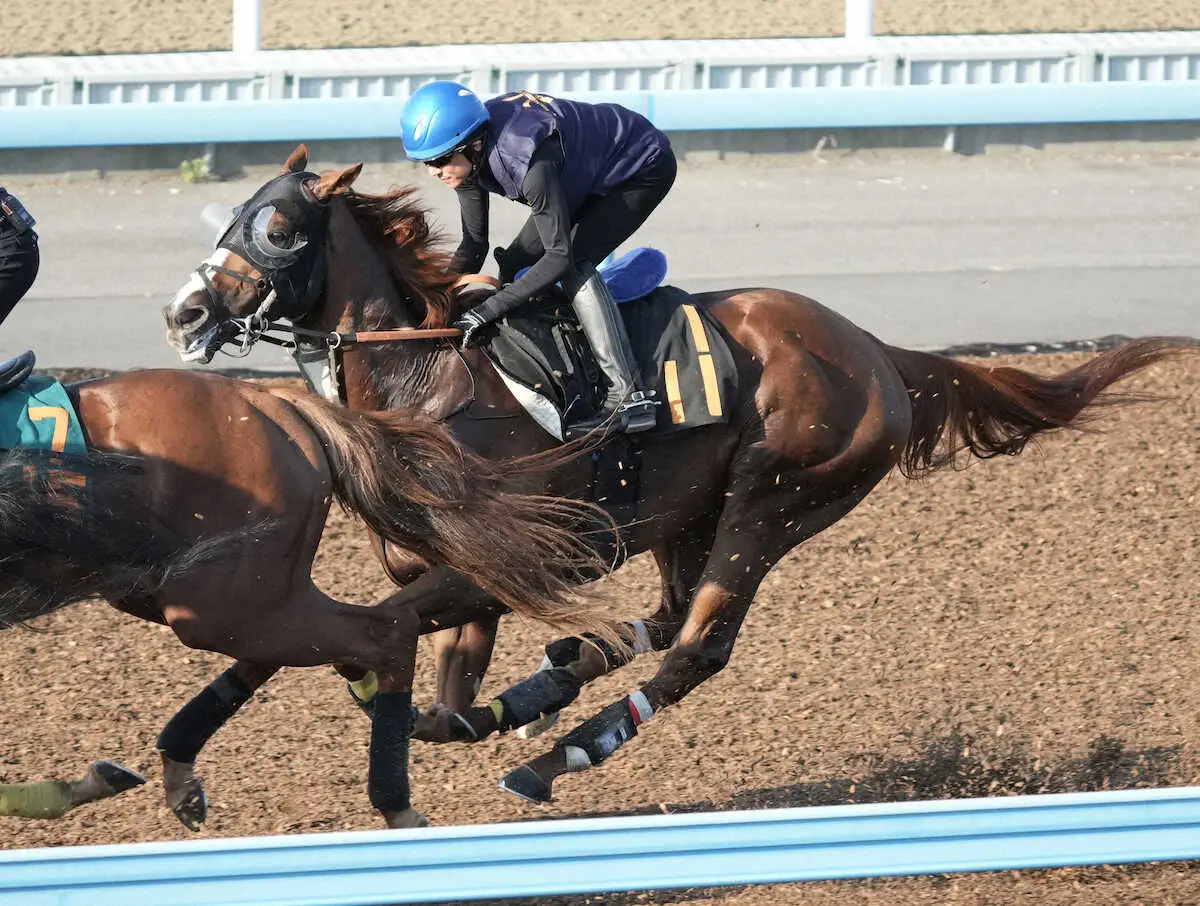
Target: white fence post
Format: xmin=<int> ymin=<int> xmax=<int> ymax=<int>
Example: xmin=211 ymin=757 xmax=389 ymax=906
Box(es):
xmin=845 ymin=0 xmax=875 ymax=43
xmin=232 ymin=0 xmax=263 ymax=55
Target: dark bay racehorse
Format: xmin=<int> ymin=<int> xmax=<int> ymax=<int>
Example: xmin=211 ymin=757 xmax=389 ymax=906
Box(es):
xmin=162 ymin=146 xmax=1189 ymax=807
xmin=0 ymin=368 xmax=609 ymax=827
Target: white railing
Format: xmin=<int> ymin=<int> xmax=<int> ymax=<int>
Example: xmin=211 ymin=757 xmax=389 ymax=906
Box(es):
xmin=2 ymin=32 xmax=1199 ymax=111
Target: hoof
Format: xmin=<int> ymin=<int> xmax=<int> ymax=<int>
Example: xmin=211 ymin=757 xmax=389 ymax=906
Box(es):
xmin=515 ymin=710 xmax=560 ymax=740
xmin=91 ymin=761 xmax=147 ymax=796
xmin=413 ymin=705 xmax=479 ymax=744
xmin=449 ymin=711 xmax=478 ymax=742
xmin=498 ymin=765 xmax=553 ymax=804
xmin=386 ymin=807 xmax=431 ymax=829
xmin=167 ymin=779 xmax=208 ymax=832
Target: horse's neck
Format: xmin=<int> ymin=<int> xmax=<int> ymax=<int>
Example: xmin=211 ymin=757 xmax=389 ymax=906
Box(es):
xmin=346 ymin=343 xmax=468 ymax=416
xmin=321 ymin=208 xmax=465 ymax=415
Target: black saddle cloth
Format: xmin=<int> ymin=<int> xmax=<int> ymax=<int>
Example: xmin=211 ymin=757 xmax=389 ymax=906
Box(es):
xmin=0 ymin=350 xmax=35 ymax=394
xmin=484 ymin=285 xmax=737 ymax=438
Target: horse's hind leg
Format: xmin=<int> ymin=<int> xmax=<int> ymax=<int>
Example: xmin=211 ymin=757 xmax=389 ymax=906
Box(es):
xmin=157 ymin=660 xmax=279 ymax=831
xmin=164 ymin=582 xmax=428 ymax=829
xmin=498 ymin=476 xmax=881 ymax=803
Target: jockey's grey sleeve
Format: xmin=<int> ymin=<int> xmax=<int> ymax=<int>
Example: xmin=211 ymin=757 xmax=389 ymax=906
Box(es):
xmin=452 ymin=183 xmax=489 ymax=275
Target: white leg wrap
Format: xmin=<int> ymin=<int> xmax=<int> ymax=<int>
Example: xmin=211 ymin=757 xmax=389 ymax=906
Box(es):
xmin=628 ymin=690 xmax=654 ymax=725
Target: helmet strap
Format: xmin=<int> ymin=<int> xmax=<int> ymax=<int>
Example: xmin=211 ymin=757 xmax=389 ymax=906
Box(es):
xmin=463 ymin=132 xmax=487 ymax=178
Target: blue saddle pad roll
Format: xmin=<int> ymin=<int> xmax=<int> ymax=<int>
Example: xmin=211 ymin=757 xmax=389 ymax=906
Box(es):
xmin=598 ymin=247 xmax=668 ymax=303
xmin=512 ymin=247 xmax=669 ymax=304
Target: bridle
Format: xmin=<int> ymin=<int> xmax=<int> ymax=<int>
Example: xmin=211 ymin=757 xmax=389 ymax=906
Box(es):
xmin=197 ymin=184 xmax=492 ymax=397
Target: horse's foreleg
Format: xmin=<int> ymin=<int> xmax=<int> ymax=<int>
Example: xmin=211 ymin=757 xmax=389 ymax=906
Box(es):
xmin=433 ymin=615 xmax=500 ymax=711
xmin=454 ymin=616 xmax=676 ymax=743
xmin=452 ymin=520 xmax=717 ymax=743
xmin=157 ymin=660 xmax=278 ymax=830
xmin=0 ymin=762 xmax=145 ymax=819
xmin=347 ymin=568 xmax=508 ymax=734
xmin=408 ymin=618 xmax=502 ymax=743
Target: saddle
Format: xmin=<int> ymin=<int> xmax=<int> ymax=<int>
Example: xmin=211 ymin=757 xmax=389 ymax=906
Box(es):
xmin=0 ymin=350 xmax=36 ymax=394
xmin=482 ymin=249 xmax=738 ymax=442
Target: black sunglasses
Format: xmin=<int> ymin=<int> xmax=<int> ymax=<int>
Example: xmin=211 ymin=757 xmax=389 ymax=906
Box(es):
xmin=423 ymin=142 xmax=471 ymax=169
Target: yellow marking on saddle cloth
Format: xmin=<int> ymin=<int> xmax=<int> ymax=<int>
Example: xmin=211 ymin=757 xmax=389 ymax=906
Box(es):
xmin=663 ymin=360 xmax=686 ymax=424
xmin=28 ymin=406 xmax=69 ymax=453
xmin=680 ymin=305 xmax=723 ymax=417
xmin=0 ymin=780 xmax=73 ymax=819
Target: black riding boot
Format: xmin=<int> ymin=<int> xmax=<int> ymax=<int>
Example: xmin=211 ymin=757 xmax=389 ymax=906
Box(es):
xmin=564 ymin=267 xmax=658 ymax=440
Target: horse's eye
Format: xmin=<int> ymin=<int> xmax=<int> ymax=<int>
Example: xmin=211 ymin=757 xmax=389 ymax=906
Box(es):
xmin=268 ymin=230 xmax=290 ymax=247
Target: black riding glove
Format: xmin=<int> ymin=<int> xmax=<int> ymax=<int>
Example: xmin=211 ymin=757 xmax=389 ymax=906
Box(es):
xmin=452 ymin=309 xmax=492 ymax=348
xmin=451 ymin=284 xmax=528 ymax=348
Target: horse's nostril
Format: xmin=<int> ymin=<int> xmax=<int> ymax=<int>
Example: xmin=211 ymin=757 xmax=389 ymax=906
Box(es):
xmin=176 ymin=306 xmax=210 ymax=330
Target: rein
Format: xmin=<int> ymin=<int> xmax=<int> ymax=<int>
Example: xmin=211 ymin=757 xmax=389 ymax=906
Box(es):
xmin=221 ymin=319 xmax=463 ymax=356
xmin=212 ymin=271 xmax=493 ymax=355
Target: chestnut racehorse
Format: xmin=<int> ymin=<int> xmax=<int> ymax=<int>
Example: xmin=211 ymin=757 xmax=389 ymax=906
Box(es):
xmin=162 ymin=145 xmax=1188 ymax=809
xmin=0 ymin=369 xmax=608 ymax=827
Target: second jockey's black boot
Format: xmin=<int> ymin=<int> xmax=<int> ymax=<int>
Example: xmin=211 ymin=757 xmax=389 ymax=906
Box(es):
xmin=564 ymin=267 xmax=658 ymax=440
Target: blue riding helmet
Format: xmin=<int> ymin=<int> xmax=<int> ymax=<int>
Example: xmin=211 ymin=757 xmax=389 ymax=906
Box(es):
xmin=400 ymin=81 xmax=490 ymax=162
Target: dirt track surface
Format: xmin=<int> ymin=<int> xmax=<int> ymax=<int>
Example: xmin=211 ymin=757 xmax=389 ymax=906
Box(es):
xmin=0 ymin=348 xmax=1197 ymax=906
xmin=5 ymin=0 xmax=1200 ymax=58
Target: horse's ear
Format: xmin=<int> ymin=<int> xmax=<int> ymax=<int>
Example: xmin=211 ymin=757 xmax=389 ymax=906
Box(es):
xmin=313 ymin=163 xmax=364 ymax=200
xmin=283 ymin=145 xmax=310 ymax=173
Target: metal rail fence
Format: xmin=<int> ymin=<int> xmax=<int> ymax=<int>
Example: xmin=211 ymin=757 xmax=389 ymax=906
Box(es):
xmin=2 ymin=80 xmax=1197 ymax=150
xmin=3 ymin=786 xmax=1200 ymax=905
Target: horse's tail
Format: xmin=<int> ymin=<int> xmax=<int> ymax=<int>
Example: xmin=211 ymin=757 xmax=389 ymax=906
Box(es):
xmin=0 ymin=449 xmax=258 ymax=629
xmin=279 ymin=392 xmax=617 ymax=641
xmin=881 ymin=337 xmax=1192 ymax=478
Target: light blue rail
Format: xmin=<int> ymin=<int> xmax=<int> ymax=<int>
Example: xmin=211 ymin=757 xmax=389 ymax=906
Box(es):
xmin=2 ymin=81 xmax=1197 ymax=149
xmin=3 ymin=787 xmax=1200 ymax=905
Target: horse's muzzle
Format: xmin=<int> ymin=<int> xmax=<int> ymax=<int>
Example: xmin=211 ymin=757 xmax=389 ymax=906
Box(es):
xmin=163 ymin=300 xmax=219 ymax=362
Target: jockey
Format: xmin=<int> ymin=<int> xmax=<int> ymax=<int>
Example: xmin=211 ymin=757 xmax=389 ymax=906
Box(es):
xmin=0 ymin=186 xmax=39 ymax=376
xmin=399 ymin=82 xmax=677 ymax=439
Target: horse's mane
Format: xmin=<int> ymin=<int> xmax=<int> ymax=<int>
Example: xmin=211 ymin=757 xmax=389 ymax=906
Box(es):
xmin=336 ymin=186 xmax=462 ymax=328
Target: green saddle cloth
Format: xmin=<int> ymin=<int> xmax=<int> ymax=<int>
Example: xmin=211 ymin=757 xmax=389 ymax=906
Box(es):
xmin=0 ymin=376 xmax=87 ymax=455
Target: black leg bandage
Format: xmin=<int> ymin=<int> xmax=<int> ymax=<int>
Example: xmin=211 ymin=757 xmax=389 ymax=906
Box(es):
xmin=558 ymin=698 xmax=638 ymax=767
xmin=495 ymin=667 xmax=582 ymax=732
xmin=368 ymin=690 xmax=413 ymax=814
xmin=157 ymin=667 xmax=254 ymax=764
